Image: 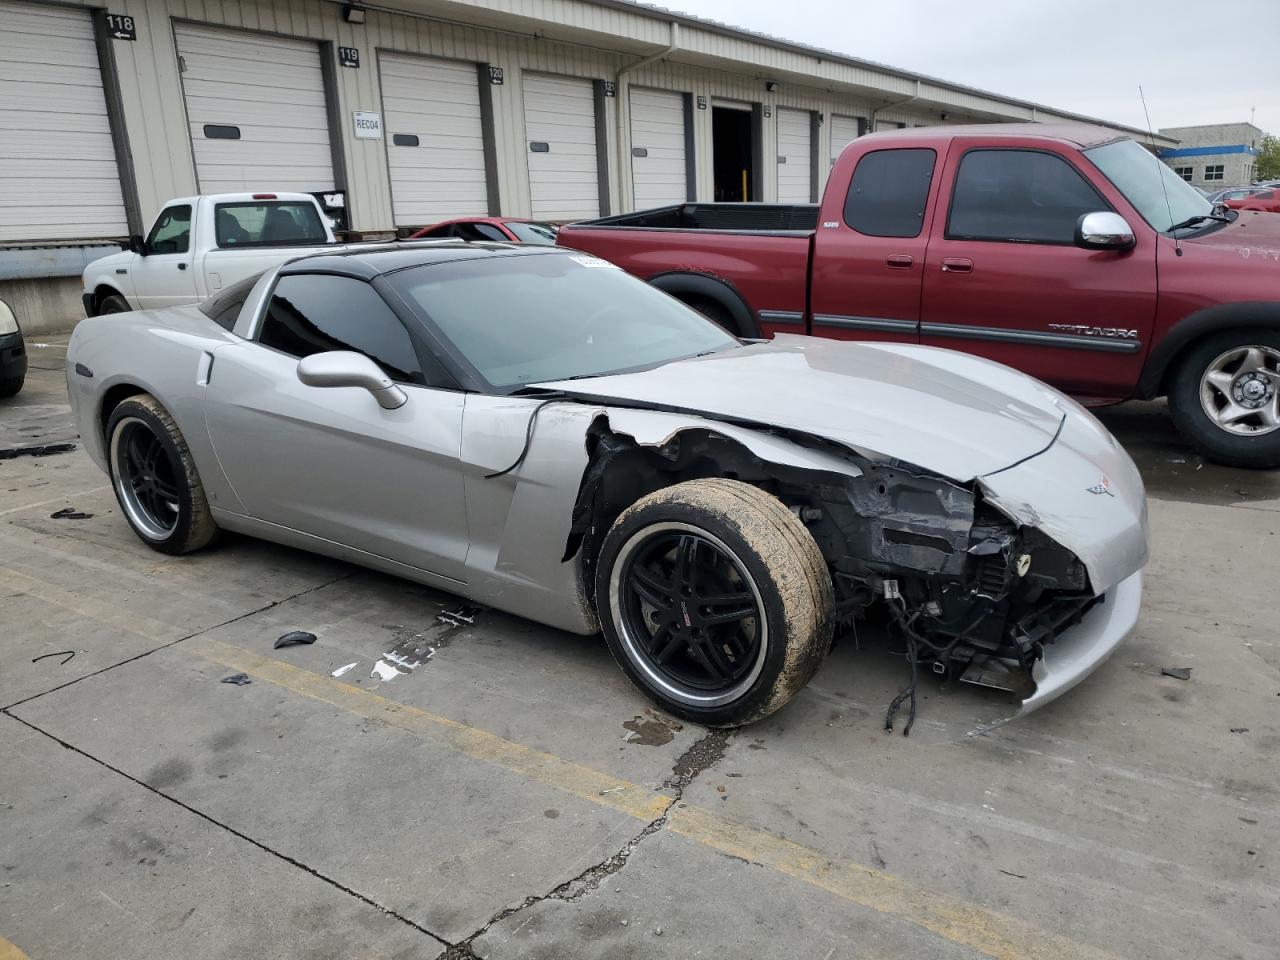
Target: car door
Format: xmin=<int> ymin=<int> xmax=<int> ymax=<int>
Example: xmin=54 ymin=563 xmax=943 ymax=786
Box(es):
xmin=919 ymin=140 xmax=1157 ymax=397
xmin=203 ymin=270 xmax=469 ymax=582
xmin=807 ymin=146 xmax=939 ymax=342
xmin=131 ymin=203 xmax=199 ymax=309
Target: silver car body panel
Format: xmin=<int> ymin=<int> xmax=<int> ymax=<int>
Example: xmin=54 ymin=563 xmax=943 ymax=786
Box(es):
xmin=66 ymin=301 xmax=1148 ymax=717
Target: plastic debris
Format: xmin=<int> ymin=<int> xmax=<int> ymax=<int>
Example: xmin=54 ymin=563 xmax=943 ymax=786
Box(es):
xmin=220 ymin=673 xmax=252 ymax=686
xmin=1161 ymin=666 xmax=1192 ymax=681
xmin=1229 ymin=727 xmax=1249 ymax=734
xmin=274 ymin=630 xmax=317 ymax=649
xmin=437 ymin=604 xmax=481 ymax=627
xmin=331 ymin=662 xmax=358 ymax=678
xmin=50 ymin=507 xmax=93 ymax=520
xmin=370 ymin=660 xmax=402 ymax=681
xmin=0 ymin=442 xmax=76 ymax=460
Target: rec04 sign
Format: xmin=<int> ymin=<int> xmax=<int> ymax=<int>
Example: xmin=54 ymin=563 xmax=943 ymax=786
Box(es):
xmin=352 ymin=111 xmax=383 ymax=139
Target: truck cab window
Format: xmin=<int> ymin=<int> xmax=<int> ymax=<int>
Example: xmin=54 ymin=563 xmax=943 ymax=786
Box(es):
xmin=146 ymin=204 xmax=192 ymax=254
xmin=259 ymin=275 xmax=426 ymax=385
xmin=843 ymin=149 xmax=936 ymax=238
xmin=948 ymin=150 xmax=1106 ymax=244
xmin=215 ymin=201 xmax=328 ymax=248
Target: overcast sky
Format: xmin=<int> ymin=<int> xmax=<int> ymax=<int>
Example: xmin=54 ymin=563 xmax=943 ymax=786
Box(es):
xmin=671 ymin=0 xmax=1278 ymax=135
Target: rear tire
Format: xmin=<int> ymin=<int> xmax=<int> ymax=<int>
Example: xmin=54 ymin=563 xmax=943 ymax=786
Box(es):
xmin=98 ymin=293 xmax=131 ymax=315
xmin=1168 ymin=329 xmax=1280 ymax=468
xmin=0 ymin=375 xmax=22 ymax=397
xmin=683 ymin=296 xmax=741 ymax=337
xmin=595 ymin=478 xmax=833 ymax=727
xmin=106 ymin=394 xmax=218 ymax=554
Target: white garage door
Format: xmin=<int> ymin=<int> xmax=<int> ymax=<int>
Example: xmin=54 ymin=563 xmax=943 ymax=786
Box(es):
xmin=523 ymin=73 xmax=600 ymax=221
xmin=380 ymin=52 xmax=488 ymax=226
xmin=0 ymin=0 xmax=127 ymax=241
xmin=830 ymin=115 xmax=862 ymax=165
xmin=630 ymin=88 xmax=687 ymax=208
xmin=776 ymin=108 xmax=812 ymax=204
xmin=175 ymin=24 xmax=334 ymax=195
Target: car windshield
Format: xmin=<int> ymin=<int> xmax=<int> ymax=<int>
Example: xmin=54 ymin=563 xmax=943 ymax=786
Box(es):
xmin=388 ymin=252 xmax=739 ymax=390
xmin=1084 ymin=138 xmax=1215 ymax=232
xmin=506 ymin=221 xmax=559 ymax=245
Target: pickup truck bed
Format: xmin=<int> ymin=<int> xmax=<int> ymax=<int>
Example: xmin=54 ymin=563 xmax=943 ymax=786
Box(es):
xmin=559 ymin=123 xmax=1280 ymax=468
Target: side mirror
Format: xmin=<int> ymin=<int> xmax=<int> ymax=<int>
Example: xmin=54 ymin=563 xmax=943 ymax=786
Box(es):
xmin=296 ymin=351 xmax=407 ymax=410
xmin=1074 ymin=212 xmax=1135 ymax=251
xmin=127 ymin=235 xmax=147 ymax=255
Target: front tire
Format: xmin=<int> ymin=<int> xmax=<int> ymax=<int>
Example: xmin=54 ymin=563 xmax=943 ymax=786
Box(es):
xmin=595 ymin=478 xmax=833 ymax=727
xmin=1168 ymin=329 xmax=1280 ymax=468
xmin=0 ymin=375 xmax=22 ymax=397
xmin=98 ymin=293 xmax=131 ymax=315
xmin=106 ymin=394 xmax=218 ymax=554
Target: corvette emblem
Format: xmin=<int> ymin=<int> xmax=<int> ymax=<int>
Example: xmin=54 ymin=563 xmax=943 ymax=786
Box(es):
xmin=1085 ymin=475 xmax=1115 ymax=497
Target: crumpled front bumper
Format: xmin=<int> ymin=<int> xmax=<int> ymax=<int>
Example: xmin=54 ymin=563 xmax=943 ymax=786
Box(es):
xmin=1019 ymin=569 xmax=1143 ymax=715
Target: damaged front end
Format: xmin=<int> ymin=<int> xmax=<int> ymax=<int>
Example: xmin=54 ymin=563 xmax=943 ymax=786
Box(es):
xmin=565 ymin=412 xmax=1125 ymax=729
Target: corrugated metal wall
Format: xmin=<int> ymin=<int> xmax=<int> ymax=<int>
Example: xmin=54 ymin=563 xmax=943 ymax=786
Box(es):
xmin=21 ymin=0 xmax=1151 ymax=241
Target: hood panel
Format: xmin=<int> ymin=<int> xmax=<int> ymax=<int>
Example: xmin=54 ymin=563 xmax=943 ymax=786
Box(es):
xmin=1185 ymin=209 xmax=1280 ymax=256
xmin=537 ymin=336 xmax=1066 ymax=480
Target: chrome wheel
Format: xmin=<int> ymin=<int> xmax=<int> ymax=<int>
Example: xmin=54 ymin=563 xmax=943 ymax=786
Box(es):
xmin=608 ymin=521 xmax=767 ymax=708
xmin=1199 ymin=345 xmax=1280 ymax=436
xmin=110 ymin=416 xmax=180 ymax=540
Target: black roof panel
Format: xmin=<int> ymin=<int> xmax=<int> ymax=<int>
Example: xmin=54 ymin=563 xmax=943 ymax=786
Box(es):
xmin=278 ymin=240 xmax=570 ymax=279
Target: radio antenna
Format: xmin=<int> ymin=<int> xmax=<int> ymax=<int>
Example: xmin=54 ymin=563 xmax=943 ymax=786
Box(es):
xmin=1140 ymin=85 xmax=1181 ymax=257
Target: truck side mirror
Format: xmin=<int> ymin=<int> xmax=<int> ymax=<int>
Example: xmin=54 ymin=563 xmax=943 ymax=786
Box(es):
xmin=1074 ymin=212 xmax=1135 ymax=251
xmin=128 ymin=235 xmax=148 ymax=255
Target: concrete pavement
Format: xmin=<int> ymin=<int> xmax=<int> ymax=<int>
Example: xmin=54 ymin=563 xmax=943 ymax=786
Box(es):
xmin=1 ymin=339 xmax=1275 ymax=959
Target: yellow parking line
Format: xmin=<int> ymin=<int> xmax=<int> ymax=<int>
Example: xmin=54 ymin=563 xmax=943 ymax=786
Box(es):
xmin=188 ymin=636 xmax=1119 ymax=960
xmin=0 ymin=937 xmax=31 ymax=960
xmin=0 ymin=564 xmax=174 ymax=645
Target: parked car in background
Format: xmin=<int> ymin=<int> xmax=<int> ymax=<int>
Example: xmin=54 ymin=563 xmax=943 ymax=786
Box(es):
xmin=1224 ymin=188 xmax=1280 ymax=214
xmin=1204 ymin=187 xmax=1264 ymax=205
xmin=64 ymin=244 xmax=1146 ymax=727
xmin=560 ymin=125 xmax=1280 ymax=468
xmin=81 ymin=193 xmax=338 ymax=316
xmin=0 ymin=298 xmax=26 ymax=397
xmin=409 ymin=217 xmax=559 ymax=245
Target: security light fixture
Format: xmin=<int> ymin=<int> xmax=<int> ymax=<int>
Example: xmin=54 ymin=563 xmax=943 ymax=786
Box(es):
xmin=342 ymin=3 xmax=367 ymax=24
xmin=765 ymin=81 xmax=778 ymax=92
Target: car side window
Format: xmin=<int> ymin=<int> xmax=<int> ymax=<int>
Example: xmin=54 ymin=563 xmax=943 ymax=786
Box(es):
xmin=843 ymin=148 xmax=936 ymax=238
xmin=199 ymin=273 xmax=261 ymax=331
xmin=454 ymin=222 xmax=508 ymax=242
xmin=146 ymin=204 xmax=192 ymax=254
xmin=418 ymin=224 xmax=454 ymax=238
xmin=258 ymin=274 xmax=426 ymax=385
xmin=947 ymin=149 xmax=1107 ymax=244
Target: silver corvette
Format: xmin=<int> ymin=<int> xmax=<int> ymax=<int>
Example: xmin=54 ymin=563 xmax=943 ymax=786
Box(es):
xmin=66 ymin=244 xmax=1148 ymax=728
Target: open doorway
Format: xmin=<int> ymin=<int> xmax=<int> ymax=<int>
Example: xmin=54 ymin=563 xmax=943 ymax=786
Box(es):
xmin=713 ymin=106 xmax=755 ymax=201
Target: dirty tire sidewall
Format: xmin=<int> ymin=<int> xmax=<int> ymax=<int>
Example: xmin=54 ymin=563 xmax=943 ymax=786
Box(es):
xmin=0 ymin=375 xmax=22 ymax=398
xmin=1168 ymin=328 xmax=1280 ymax=469
xmin=596 ymin=478 xmax=833 ymax=727
xmin=106 ymin=394 xmax=218 ymax=554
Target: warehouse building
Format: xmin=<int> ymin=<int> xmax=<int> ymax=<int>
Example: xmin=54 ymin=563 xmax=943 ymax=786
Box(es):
xmin=1157 ymin=122 xmax=1263 ymax=190
xmin=1 ymin=0 xmax=1173 ymax=327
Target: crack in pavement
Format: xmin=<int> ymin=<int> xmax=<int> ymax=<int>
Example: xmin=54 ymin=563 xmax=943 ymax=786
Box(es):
xmin=445 ymin=729 xmax=731 ymax=958
xmin=0 ymin=711 xmax=447 ymax=950
xmin=1 ymin=571 xmax=353 ymax=712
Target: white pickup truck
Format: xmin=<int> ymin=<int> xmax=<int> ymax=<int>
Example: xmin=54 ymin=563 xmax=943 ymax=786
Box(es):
xmin=82 ymin=192 xmax=339 ymax=316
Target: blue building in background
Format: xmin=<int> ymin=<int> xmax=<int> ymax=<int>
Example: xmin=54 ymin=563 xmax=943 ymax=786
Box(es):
xmin=1157 ymin=122 xmax=1263 ymax=189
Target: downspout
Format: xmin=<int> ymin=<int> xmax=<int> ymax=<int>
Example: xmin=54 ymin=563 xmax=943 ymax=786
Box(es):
xmin=616 ymin=22 xmax=679 ymax=211
xmin=870 ymin=79 xmax=921 ymax=132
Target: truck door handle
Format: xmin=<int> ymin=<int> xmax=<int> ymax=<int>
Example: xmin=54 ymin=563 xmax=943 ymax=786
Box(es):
xmin=886 ymin=254 xmax=913 ymax=268
xmin=178 ymin=262 xmax=188 ymax=270
xmin=941 ymin=258 xmax=973 ymax=273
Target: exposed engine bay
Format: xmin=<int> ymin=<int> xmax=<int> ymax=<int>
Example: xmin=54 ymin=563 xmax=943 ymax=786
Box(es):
xmin=566 ymin=416 xmax=1101 ymax=733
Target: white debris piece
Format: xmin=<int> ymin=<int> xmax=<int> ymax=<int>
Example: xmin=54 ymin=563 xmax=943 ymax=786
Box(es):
xmin=371 ymin=660 xmax=404 ymax=682
xmin=331 ymin=662 xmax=358 ymax=678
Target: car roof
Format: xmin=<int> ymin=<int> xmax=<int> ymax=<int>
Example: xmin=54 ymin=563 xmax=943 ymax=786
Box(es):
xmin=862 ymin=122 xmax=1135 ymax=149
xmin=277 ymin=240 xmax=569 ymax=280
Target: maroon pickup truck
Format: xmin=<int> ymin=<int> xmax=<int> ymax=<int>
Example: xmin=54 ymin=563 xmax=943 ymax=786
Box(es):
xmin=558 ymin=124 xmax=1280 ymax=468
